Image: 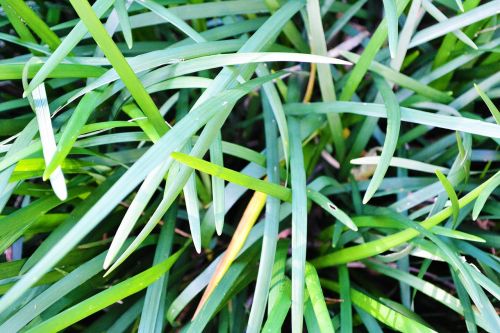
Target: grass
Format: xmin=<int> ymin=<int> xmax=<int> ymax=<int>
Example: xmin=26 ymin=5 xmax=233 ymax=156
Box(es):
xmin=0 ymin=0 xmax=499 ymax=332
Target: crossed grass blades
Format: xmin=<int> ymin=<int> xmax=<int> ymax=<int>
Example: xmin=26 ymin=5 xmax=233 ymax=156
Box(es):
xmin=0 ymin=0 xmax=499 ymax=332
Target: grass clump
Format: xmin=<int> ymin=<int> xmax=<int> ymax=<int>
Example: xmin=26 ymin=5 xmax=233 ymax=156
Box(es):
xmin=0 ymin=0 xmax=499 ymax=332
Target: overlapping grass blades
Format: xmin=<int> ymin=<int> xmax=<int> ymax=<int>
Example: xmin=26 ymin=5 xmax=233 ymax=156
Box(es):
xmin=0 ymin=0 xmax=499 ymax=331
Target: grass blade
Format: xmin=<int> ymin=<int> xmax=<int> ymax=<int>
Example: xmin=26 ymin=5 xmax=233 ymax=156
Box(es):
xmin=247 ymin=93 xmax=282 ymax=333
xmin=363 ymin=75 xmax=401 ymax=203
xmin=3 ymin=0 xmax=61 ymax=50
xmin=289 ymin=116 xmax=308 ymax=333
xmin=68 ymin=0 xmax=168 ymax=135
xmin=31 ymin=84 xmax=67 ymax=200
xmin=435 ymin=169 xmax=459 ymax=226
xmin=136 ymin=0 xmax=206 ymax=43
xmin=383 ymin=0 xmax=399 ymax=58
xmin=305 ymin=263 xmax=335 ymax=333
xmin=171 ymin=152 xmax=291 ymax=201
xmin=25 ymin=244 xmax=187 ymax=333
xmin=43 ymin=91 xmax=100 ymax=180
xmin=410 ymin=0 xmax=500 ymax=47
xmin=474 ymin=83 xmax=500 ymax=123
xmin=114 ymin=0 xmax=133 ymax=49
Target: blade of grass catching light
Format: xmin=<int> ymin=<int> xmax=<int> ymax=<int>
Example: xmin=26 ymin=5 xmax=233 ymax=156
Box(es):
xmin=193 ymin=190 xmax=267 ymax=317
xmin=285 ymin=101 xmax=500 ymax=138
xmin=24 ymin=0 xmax=115 ymax=95
xmin=321 ymin=279 xmax=436 ymax=332
xmin=68 ymin=0 xmax=168 ymax=135
xmin=31 ymin=84 xmax=67 ymax=200
xmin=421 ymin=0 xmax=477 ymax=50
xmin=138 ymin=206 xmax=176 ymax=333
xmin=289 ymin=116 xmax=308 ymax=333
xmin=382 ymin=0 xmax=399 ymax=58
xmin=262 ymin=278 xmax=292 ymax=332
xmin=0 ymin=71 xmax=286 ymax=314
xmin=24 ymin=244 xmax=187 ymax=333
xmin=474 ymin=83 xmax=500 ymax=123
xmin=409 ymin=0 xmax=500 ymax=48
xmin=340 ymin=51 xmax=453 ymax=103
xmin=435 ymin=169 xmax=459 ymax=227
xmin=103 ymin=160 xmax=171 ymax=269
xmin=306 ymin=0 xmax=345 ymax=160
xmin=350 ymin=156 xmax=450 ymax=174
xmin=472 ymin=173 xmax=500 ymax=220
xmin=256 ymin=64 xmax=290 ymax=177
xmin=210 ymin=133 xmax=225 ymax=235
xmin=136 ymin=0 xmax=206 ymax=43
xmin=338 ymin=0 xmax=410 ymax=101
xmin=3 ymin=0 xmax=61 ymax=50
xmin=312 ymin=171 xmax=500 ymax=267
xmin=363 ymin=75 xmax=401 ymax=203
xmin=43 ymin=91 xmax=100 ymax=180
xmin=113 ymin=0 xmax=133 ymax=49
xmin=246 ymin=94 xmax=282 ymax=333
xmin=171 ymin=152 xmax=291 ymax=202
xmin=305 ymin=263 xmax=335 ymax=333
xmin=102 ymin=73 xmax=289 ymax=276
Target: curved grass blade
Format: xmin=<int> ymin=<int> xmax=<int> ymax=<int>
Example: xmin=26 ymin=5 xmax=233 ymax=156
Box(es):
xmin=365 ymin=260 xmax=487 ymax=329
xmin=363 ymin=75 xmax=401 ymax=203
xmin=338 ymin=0 xmax=410 ymax=101
xmin=340 ymin=51 xmax=453 ymax=103
xmin=0 ymin=4 xmax=303 ymax=313
xmin=103 ymin=160 xmax=171 ymax=269
xmin=262 ymin=278 xmax=292 ymax=332
xmin=351 ymin=156 xmax=449 ymax=174
xmin=472 ymin=173 xmax=500 ymax=220
xmin=68 ymin=51 xmax=351 ymax=106
xmin=256 ymin=64 xmax=289 ymax=175
xmin=474 ymin=83 xmax=500 ymax=123
xmin=435 ymin=169 xmax=459 ymax=226
xmin=101 ymin=72 xmax=288 ymax=275
xmin=1 ymin=236 xmax=156 ymax=332
xmin=183 ymin=156 xmax=202 ymax=253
